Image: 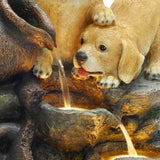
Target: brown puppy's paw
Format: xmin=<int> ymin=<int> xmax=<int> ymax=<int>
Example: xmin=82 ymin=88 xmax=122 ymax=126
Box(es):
xmin=145 ymin=66 xmax=160 ymax=80
xmin=92 ymin=5 xmax=115 ymax=26
xmin=97 ymin=75 xmax=120 ymax=89
xmin=33 ymin=60 xmax=52 ymax=79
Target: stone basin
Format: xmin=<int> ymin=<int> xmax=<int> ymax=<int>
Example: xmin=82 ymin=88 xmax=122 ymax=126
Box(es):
xmin=37 ymin=65 xmax=160 ymax=146
xmin=35 ymin=101 xmax=120 ymax=152
xmin=115 ymin=158 xmax=150 ymax=160
xmin=0 ymin=70 xmax=160 ymax=159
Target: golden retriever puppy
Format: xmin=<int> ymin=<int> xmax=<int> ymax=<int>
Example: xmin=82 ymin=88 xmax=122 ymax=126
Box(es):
xmin=33 ymin=0 xmax=115 ymax=78
xmin=72 ymin=0 xmax=160 ymax=89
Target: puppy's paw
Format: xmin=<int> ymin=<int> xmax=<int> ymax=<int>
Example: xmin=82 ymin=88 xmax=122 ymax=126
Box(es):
xmin=93 ymin=6 xmax=115 ymax=26
xmin=145 ymin=66 xmax=160 ymax=80
xmin=71 ymin=67 xmax=79 ymax=79
xmin=33 ymin=61 xmax=52 ymax=79
xmin=97 ymin=75 xmax=120 ymax=89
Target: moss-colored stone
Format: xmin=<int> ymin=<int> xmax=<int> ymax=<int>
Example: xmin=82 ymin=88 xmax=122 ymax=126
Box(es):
xmin=0 ymin=85 xmax=21 ymax=122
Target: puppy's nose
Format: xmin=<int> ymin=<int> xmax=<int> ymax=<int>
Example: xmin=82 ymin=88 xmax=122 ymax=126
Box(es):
xmin=75 ymin=51 xmax=88 ymax=64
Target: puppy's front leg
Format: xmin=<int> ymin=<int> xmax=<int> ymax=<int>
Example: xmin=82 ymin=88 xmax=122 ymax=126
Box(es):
xmin=33 ymin=48 xmax=53 ymax=79
xmin=91 ymin=1 xmax=115 ymax=26
xmin=97 ymin=75 xmax=120 ymax=89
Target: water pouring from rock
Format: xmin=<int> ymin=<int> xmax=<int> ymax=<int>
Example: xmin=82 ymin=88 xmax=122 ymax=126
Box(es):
xmin=119 ymin=123 xmax=138 ymax=157
xmin=54 ymin=47 xmax=138 ymax=158
xmin=54 ymin=48 xmax=71 ymax=110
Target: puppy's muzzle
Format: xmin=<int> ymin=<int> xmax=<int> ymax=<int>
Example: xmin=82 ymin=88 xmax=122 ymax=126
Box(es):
xmin=75 ymin=51 xmax=88 ymax=65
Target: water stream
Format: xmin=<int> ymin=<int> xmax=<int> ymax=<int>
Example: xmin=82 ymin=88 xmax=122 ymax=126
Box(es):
xmin=55 ymin=48 xmax=138 ymax=156
xmin=119 ymin=123 xmax=138 ymax=157
xmin=54 ymin=48 xmax=71 ymax=109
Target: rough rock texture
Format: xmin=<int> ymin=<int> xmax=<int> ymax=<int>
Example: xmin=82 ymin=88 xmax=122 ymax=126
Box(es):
xmin=40 ymin=65 xmax=160 ymax=145
xmin=0 ymin=65 xmax=160 ymax=159
xmin=40 ymin=66 xmax=160 ymax=117
xmin=115 ymin=157 xmax=153 ymax=160
xmin=36 ymin=101 xmax=120 ymax=152
xmin=32 ymin=141 xmax=65 ymax=160
xmin=0 ymin=0 xmax=55 ymax=82
xmin=0 ymin=83 xmax=21 ymax=122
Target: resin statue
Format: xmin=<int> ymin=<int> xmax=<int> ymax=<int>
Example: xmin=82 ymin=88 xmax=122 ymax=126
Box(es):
xmin=0 ymin=0 xmax=56 ymax=82
xmin=33 ymin=0 xmax=115 ymax=78
xmin=72 ymin=0 xmax=160 ymax=88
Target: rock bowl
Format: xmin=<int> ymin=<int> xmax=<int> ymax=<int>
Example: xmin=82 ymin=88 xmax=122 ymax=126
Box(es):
xmin=35 ymin=102 xmax=120 ymax=152
xmin=115 ymin=157 xmax=152 ymax=160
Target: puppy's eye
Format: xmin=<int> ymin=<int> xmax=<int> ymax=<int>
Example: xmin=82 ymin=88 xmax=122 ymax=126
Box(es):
xmin=81 ymin=38 xmax=84 ymax=45
xmin=99 ymin=45 xmax=107 ymax=51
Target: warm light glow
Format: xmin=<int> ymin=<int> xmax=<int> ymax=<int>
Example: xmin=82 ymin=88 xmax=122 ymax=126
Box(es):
xmin=60 ymin=107 xmax=87 ymax=111
xmin=115 ymin=155 xmax=148 ymax=159
xmin=103 ymin=0 xmax=114 ymax=8
xmin=119 ymin=123 xmax=138 ymax=157
xmin=64 ymin=103 xmax=71 ymax=110
xmin=101 ymin=150 xmax=155 ymax=160
xmin=106 ymin=155 xmax=148 ymax=160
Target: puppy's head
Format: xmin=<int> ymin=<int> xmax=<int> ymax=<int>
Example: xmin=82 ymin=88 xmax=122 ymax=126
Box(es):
xmin=72 ymin=24 xmax=144 ymax=84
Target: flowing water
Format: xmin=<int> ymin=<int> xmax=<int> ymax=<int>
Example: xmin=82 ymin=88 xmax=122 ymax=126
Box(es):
xmin=54 ymin=48 xmax=71 ymax=109
xmin=55 ymin=48 xmax=138 ymax=156
xmin=119 ymin=123 xmax=138 ymax=157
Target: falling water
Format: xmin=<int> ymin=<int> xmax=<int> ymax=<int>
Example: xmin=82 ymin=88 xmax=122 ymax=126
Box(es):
xmin=54 ymin=48 xmax=71 ymax=109
xmin=54 ymin=49 xmax=137 ymax=156
xmin=119 ymin=123 xmax=138 ymax=157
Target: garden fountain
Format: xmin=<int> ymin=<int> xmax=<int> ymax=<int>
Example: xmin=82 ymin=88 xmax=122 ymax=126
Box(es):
xmin=34 ymin=62 xmax=160 ymax=160
xmin=0 ymin=41 xmax=160 ymax=160
xmin=54 ymin=48 xmax=138 ymax=157
xmin=0 ymin=0 xmax=160 ymax=159
xmin=34 ymin=48 xmax=160 ymax=160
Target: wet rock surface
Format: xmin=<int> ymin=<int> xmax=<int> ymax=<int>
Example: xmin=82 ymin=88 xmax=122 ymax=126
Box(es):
xmin=36 ymin=101 xmax=120 ymax=152
xmin=115 ymin=157 xmax=153 ymax=160
xmin=40 ymin=66 xmax=160 ymax=118
xmin=0 ymin=66 xmax=160 ymax=159
xmin=0 ymin=83 xmax=21 ymax=122
xmin=40 ymin=66 xmax=160 ymax=145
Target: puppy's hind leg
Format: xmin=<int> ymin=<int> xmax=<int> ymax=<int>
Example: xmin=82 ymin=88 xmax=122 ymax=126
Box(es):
xmin=145 ymin=28 xmax=160 ymax=80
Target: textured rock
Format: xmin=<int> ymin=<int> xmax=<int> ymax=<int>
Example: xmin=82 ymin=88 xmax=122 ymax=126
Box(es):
xmin=115 ymin=157 xmax=152 ymax=160
xmin=33 ymin=142 xmax=65 ymax=160
xmin=0 ymin=65 xmax=160 ymax=159
xmin=36 ymin=101 xmax=120 ymax=152
xmin=0 ymin=123 xmax=20 ymax=139
xmin=0 ymin=0 xmax=55 ymax=82
xmin=39 ymin=66 xmax=160 ymax=145
xmin=84 ymin=147 xmax=101 ymax=160
xmin=40 ymin=65 xmax=160 ymax=118
xmin=0 ymin=84 xmax=21 ymax=122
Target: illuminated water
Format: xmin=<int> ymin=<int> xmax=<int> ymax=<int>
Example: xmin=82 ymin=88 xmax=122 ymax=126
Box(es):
xmin=54 ymin=49 xmax=138 ymax=157
xmin=119 ymin=123 xmax=138 ymax=157
xmin=55 ymin=48 xmax=71 ymax=109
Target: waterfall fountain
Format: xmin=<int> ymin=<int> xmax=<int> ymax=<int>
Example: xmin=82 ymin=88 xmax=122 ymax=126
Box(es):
xmin=0 ymin=0 xmax=160 ymax=159
xmin=47 ymin=48 xmax=157 ymax=160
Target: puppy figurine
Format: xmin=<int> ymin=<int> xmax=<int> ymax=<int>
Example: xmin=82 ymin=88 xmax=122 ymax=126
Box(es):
xmin=33 ymin=0 xmax=115 ymax=78
xmin=72 ymin=0 xmax=160 ymax=89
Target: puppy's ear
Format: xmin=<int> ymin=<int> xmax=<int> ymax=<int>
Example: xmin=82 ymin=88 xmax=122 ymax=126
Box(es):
xmin=118 ymin=39 xmax=144 ymax=84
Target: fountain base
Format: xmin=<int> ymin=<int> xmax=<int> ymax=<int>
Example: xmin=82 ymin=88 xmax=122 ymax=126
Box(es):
xmin=115 ymin=157 xmax=151 ymax=160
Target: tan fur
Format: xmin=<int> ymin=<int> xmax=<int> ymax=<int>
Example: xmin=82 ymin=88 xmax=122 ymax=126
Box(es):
xmin=33 ymin=0 xmax=115 ymax=78
xmin=72 ymin=0 xmax=160 ymax=88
